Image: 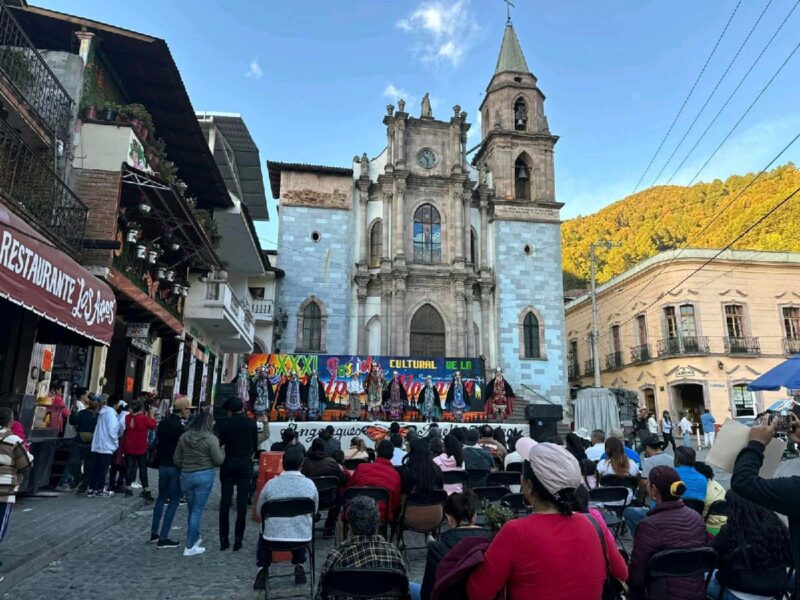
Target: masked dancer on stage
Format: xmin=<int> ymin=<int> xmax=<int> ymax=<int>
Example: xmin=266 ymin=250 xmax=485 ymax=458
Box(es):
xmin=484 ymin=367 xmax=514 ymax=422
xmin=304 ymin=370 xmax=326 ymax=420
xmin=445 ymin=371 xmax=468 ymax=422
xmin=419 ymin=375 xmax=441 ymax=421
xmin=383 ymin=371 xmax=408 ymax=421
xmin=278 ymin=371 xmax=303 ymax=421
xmin=346 ymin=372 xmax=363 ymax=420
xmin=364 ymin=363 xmax=385 ymax=420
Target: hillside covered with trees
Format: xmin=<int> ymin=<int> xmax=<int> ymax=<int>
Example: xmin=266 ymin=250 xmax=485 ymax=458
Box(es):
xmin=561 ymin=163 xmax=800 ymax=289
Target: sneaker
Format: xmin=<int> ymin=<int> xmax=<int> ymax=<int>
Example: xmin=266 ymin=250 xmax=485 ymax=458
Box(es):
xmin=294 ymin=564 xmax=306 ymax=585
xmin=149 ymin=532 xmax=159 ymax=543
xmin=183 ymin=545 xmax=206 ymax=557
xmin=253 ymin=568 xmax=268 ymax=590
xmin=156 ymin=538 xmax=180 ymax=549
xmin=95 ymin=489 xmax=115 ymax=498
xmin=86 ymin=489 xmax=97 ymax=497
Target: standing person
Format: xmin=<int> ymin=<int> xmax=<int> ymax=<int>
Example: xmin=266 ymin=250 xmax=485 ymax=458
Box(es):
xmin=216 ymin=398 xmax=257 ymax=552
xmin=0 ymin=407 xmax=33 ymax=581
xmin=108 ymin=398 xmax=127 ymax=492
xmin=647 ymin=410 xmax=659 ymax=436
xmin=731 ymin=414 xmax=800 ymax=600
xmin=149 ymin=400 xmax=186 ymax=548
xmin=122 ymin=400 xmax=157 ymax=500
xmin=174 ymin=409 xmax=224 ymax=556
xmin=89 ymin=394 xmax=120 ymax=497
xmin=700 ymin=408 xmax=716 ymax=449
xmin=660 ymin=410 xmax=676 ymax=452
xmin=419 ymin=376 xmax=441 ymax=422
xmin=679 ymin=411 xmax=693 ymax=448
xmin=345 ymin=372 xmax=363 ymax=420
xmin=57 ymin=393 xmax=98 ymax=492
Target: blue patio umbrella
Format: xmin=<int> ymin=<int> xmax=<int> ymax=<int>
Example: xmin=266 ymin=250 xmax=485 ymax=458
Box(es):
xmin=747 ymin=355 xmax=800 ymax=391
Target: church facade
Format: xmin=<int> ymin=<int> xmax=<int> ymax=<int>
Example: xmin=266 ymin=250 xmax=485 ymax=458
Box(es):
xmin=268 ymin=23 xmax=567 ymax=405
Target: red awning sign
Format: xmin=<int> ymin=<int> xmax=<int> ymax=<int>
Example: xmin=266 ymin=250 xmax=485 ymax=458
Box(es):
xmin=0 ymin=205 xmax=116 ymax=345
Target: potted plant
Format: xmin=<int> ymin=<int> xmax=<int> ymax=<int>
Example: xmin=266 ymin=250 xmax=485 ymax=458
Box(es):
xmin=125 ymin=223 xmax=140 ymax=243
xmin=119 ymin=103 xmax=154 ymax=142
xmin=135 ymin=243 xmax=147 ymax=260
xmin=155 ymin=266 xmax=166 ymax=280
xmin=101 ymin=102 xmax=120 ymax=122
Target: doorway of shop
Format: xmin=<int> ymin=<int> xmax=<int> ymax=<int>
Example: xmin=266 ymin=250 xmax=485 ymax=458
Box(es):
xmin=671 ymin=382 xmax=705 ymax=425
xmin=641 ymin=387 xmax=656 ymax=413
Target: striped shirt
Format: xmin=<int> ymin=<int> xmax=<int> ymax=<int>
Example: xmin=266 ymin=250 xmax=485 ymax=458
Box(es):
xmin=0 ymin=428 xmax=34 ymax=504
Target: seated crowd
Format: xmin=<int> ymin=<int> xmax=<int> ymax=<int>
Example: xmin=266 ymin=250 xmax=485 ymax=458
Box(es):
xmin=251 ymin=414 xmax=799 ymax=600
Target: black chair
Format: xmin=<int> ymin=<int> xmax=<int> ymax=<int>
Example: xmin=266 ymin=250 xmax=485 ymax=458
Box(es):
xmin=505 ymin=462 xmax=523 ymax=473
xmin=683 ymin=498 xmax=705 ymax=516
xmin=500 ymin=492 xmax=530 ymax=517
xmin=441 ymin=470 xmax=469 ymax=489
xmin=343 ymin=458 xmax=367 ymax=471
xmin=395 ymin=489 xmax=447 ymax=554
xmin=342 ymin=486 xmax=391 ymax=539
xmin=472 ymin=485 xmax=508 ymax=504
xmin=599 ymin=474 xmax=639 ymax=493
xmin=321 ymin=567 xmax=408 ymax=599
xmin=645 ymin=547 xmax=716 ymax=594
xmin=588 ymin=486 xmax=629 ymax=541
xmin=705 ymin=499 xmax=727 ymax=522
xmin=311 ymin=476 xmax=340 ymax=544
xmin=487 ymin=471 xmax=522 ymax=491
xmin=259 ymin=498 xmax=316 ymax=598
xmin=466 ymin=468 xmax=491 ymax=488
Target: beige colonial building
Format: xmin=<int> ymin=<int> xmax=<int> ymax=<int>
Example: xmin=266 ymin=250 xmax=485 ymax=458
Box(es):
xmin=565 ymin=249 xmax=800 ymax=423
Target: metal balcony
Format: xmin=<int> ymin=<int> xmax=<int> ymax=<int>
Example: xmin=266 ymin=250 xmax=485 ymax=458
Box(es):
xmin=567 ymin=362 xmax=579 ymax=380
xmin=0 ymin=2 xmax=73 ymax=140
xmin=630 ymin=343 xmax=652 ymax=364
xmin=657 ymin=336 xmax=710 ymax=357
xmin=783 ymin=337 xmax=800 ymax=355
xmin=724 ymin=336 xmax=760 ymax=355
xmin=605 ymin=351 xmax=624 ymax=370
xmin=111 ymin=244 xmax=181 ymax=319
xmin=0 ymin=117 xmax=87 ymax=252
xmin=584 ymin=359 xmax=594 ymax=376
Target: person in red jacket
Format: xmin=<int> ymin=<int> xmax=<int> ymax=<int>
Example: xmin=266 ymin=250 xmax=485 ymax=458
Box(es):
xmin=347 ymin=439 xmax=401 ymax=525
xmin=627 ymin=465 xmax=708 ymax=600
xmin=122 ymin=400 xmax=157 ymax=500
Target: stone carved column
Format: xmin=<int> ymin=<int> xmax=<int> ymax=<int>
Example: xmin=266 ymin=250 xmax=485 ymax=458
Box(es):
xmin=393 ymin=281 xmax=406 ymax=355
xmin=395 ymin=116 xmax=406 ymax=168
xmin=455 ymin=289 xmax=466 ymax=357
xmin=394 ymin=179 xmax=406 ymax=258
xmin=450 ymin=182 xmax=463 ymax=262
xmin=479 ymin=198 xmax=489 ymax=269
xmin=380 ymin=283 xmax=392 ymax=355
xmin=462 ymin=194 xmax=471 ymax=263
xmin=480 ymin=289 xmax=492 ymax=363
xmin=356 ymin=283 xmax=368 ymax=354
xmin=381 ymin=187 xmax=392 ymax=259
xmin=466 ymin=293 xmax=476 ymax=356
xmin=358 ymin=181 xmax=369 ymax=264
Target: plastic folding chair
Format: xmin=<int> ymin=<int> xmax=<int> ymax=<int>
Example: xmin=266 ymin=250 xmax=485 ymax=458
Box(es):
xmin=342 ymin=486 xmax=390 ymax=539
xmin=259 ymin=498 xmax=316 ymax=598
xmin=588 ymin=486 xmax=629 ymax=541
xmin=500 ymin=492 xmax=530 ymax=517
xmin=441 ymin=470 xmax=468 ymax=489
xmin=487 ymin=471 xmax=522 ymax=491
xmin=645 ymin=547 xmax=716 ymax=595
xmin=395 ymin=489 xmax=447 ymax=555
xmin=321 ymin=567 xmax=408 ymax=599
xmin=466 ymin=468 xmax=491 ymax=488
xmin=505 ymin=462 xmax=523 ymax=473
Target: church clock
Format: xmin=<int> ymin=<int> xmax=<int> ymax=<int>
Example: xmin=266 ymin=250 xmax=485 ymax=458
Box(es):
xmin=417 ymin=148 xmax=437 ymax=169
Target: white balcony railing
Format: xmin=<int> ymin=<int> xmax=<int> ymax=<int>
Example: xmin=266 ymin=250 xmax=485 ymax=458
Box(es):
xmin=249 ymin=298 xmax=274 ymax=322
xmin=201 ymin=281 xmax=255 ymax=341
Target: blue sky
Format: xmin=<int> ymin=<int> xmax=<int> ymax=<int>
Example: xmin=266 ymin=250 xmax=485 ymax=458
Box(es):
xmin=38 ymin=0 xmax=800 ymax=249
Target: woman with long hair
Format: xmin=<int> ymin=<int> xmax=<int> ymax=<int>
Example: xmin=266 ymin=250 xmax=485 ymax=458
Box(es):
xmin=343 ymin=437 xmax=369 ymax=461
xmin=173 ymin=409 xmax=224 ymax=556
xmin=121 ymin=399 xmax=157 ymax=500
xmin=432 ymin=434 xmax=465 ymax=495
xmin=597 ymin=437 xmax=639 ymax=501
xmin=401 ymin=437 xmax=443 ymax=497
xmin=707 ymin=490 xmax=793 ymax=599
xmin=467 ymin=443 xmax=627 ymax=599
xmin=661 ymin=410 xmax=676 ymax=452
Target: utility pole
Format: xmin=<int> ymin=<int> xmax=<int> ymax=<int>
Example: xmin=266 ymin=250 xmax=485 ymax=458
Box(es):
xmin=589 ymin=240 xmax=622 ymax=387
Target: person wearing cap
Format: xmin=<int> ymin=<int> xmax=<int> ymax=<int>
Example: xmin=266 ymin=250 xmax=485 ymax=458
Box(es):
xmin=148 ymin=398 xmax=187 ymax=548
xmin=627 ymin=465 xmax=708 ymax=600
xmin=88 ymin=394 xmax=120 ymax=497
xmin=467 ymin=442 xmax=627 ymax=600
xmin=216 ymin=397 xmax=258 ymax=552
xmin=640 ymin=435 xmax=674 ymax=477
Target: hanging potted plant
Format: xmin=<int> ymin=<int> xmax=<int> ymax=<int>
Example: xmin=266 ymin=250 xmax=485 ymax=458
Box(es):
xmin=101 ymin=102 xmax=119 ymax=122
xmin=135 ymin=243 xmax=147 ymax=260
xmin=155 ymin=266 xmax=166 ymax=280
xmin=171 ymin=283 xmax=182 ymax=295
xmin=147 ymin=249 xmax=158 ymax=264
xmin=125 ymin=223 xmax=140 ymax=243
xmin=165 ymin=269 xmax=175 ymax=282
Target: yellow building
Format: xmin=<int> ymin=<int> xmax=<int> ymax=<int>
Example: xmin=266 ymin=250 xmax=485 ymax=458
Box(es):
xmin=564 ymin=249 xmax=800 ymax=424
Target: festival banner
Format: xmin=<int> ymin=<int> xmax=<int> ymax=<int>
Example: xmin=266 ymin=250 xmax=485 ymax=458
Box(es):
xmin=246 ymin=353 xmax=486 ymax=410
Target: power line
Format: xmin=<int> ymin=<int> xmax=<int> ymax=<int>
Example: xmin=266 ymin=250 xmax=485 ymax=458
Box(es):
xmin=630 ymin=0 xmax=742 ymax=194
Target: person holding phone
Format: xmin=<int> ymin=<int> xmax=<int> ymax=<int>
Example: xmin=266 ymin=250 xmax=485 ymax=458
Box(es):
xmin=731 ymin=413 xmax=800 ymax=600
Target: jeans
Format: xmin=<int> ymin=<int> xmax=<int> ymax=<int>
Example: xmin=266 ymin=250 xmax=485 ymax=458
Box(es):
xmin=58 ymin=441 xmax=83 ymax=487
xmin=662 ymin=432 xmax=676 ymax=452
xmin=125 ymin=453 xmax=149 ymax=488
xmin=181 ymin=468 xmax=215 ymax=548
xmin=219 ymin=458 xmax=251 ymax=543
xmin=0 ymin=502 xmax=11 ymax=542
xmin=409 ymin=582 xmax=421 ymax=600
xmin=256 ymin=536 xmax=307 ymax=569
xmin=89 ymin=452 xmax=112 ymax=491
xmin=683 ymin=432 xmax=691 ymax=447
xmin=706 ymin=572 xmax=745 ymax=600
xmin=623 ymin=506 xmax=649 ymax=537
xmin=151 ymin=466 xmax=181 ymax=540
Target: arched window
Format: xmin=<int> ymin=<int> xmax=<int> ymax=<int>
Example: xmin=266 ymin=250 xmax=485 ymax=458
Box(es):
xmin=410 ymin=304 xmax=446 ymax=357
xmin=413 ymin=203 xmax=441 ymax=264
xmin=297 ymin=297 xmax=326 ymax=353
xmin=369 ymin=220 xmax=382 ymax=267
xmin=515 ymin=156 xmax=530 ymax=201
xmin=470 ymin=227 xmax=478 ymax=267
xmin=514 ymin=97 xmax=528 ymax=131
xmin=520 ymin=308 xmax=543 ymax=359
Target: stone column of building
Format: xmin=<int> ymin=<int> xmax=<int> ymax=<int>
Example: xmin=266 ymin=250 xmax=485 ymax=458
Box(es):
xmin=466 ymin=292 xmax=476 ymax=356
xmin=357 ymin=178 xmax=370 ymax=264
xmin=380 ymin=277 xmax=392 ymax=355
xmin=462 ymin=193 xmax=471 ymax=263
xmin=479 ymin=196 xmax=489 ymax=269
xmin=393 ymin=278 xmax=406 ymax=355
xmin=356 ymin=283 xmax=368 ymax=354
xmin=394 ymin=178 xmax=406 ymax=257
xmin=480 ymin=288 xmax=492 ymax=364
xmin=395 ymin=105 xmax=407 ymax=168
xmin=385 ymin=105 xmax=395 ymax=163
xmin=450 ymin=106 xmax=462 ymax=174
xmin=450 ymin=180 xmax=464 ymax=262
xmin=451 ymin=276 xmax=466 ymax=356
xmin=381 ymin=186 xmax=392 ymax=260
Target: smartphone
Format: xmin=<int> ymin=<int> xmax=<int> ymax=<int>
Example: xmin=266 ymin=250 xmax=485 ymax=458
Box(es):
xmin=770 ymin=405 xmax=800 ymax=433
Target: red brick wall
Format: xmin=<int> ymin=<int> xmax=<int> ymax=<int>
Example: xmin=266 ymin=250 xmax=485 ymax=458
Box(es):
xmin=73 ymin=168 xmax=122 ymax=267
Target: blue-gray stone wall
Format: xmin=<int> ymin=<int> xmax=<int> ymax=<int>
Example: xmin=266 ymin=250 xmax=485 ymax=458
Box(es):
xmin=493 ymin=219 xmax=567 ymax=405
xmin=275 ymin=206 xmax=354 ymax=354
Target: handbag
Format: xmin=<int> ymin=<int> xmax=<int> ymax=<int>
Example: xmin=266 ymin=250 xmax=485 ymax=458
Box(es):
xmin=586 ymin=513 xmax=626 ymax=600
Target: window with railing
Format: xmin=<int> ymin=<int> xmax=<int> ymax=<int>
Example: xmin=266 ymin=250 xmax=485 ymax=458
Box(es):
xmin=636 ymin=314 xmax=648 ymax=346
xmin=783 ymin=307 xmax=800 ymax=354
xmin=725 ymin=304 xmax=745 ymax=338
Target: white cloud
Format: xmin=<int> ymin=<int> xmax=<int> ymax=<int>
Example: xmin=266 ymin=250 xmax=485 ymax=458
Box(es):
xmin=396 ymin=0 xmax=479 ymax=67
xmin=245 ymin=59 xmax=263 ymax=80
xmin=383 ymin=83 xmax=412 ymax=104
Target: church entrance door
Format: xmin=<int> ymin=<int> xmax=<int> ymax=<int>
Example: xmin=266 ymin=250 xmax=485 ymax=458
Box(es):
xmin=409 ymin=304 xmax=446 ymax=357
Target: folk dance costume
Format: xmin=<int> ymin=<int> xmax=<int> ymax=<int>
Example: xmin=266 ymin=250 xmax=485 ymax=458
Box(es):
xmin=364 ymin=364 xmax=385 ymax=419
xmin=383 ymin=372 xmax=408 ymax=421
xmin=346 ymin=373 xmax=363 ymax=420
xmin=420 ymin=376 xmax=441 ymax=421
xmin=304 ymin=371 xmax=326 ymax=420
xmin=253 ymin=368 xmax=271 ymax=417
xmin=484 ymin=367 xmax=514 ymax=422
xmin=445 ymin=371 xmax=468 ymax=422
xmin=278 ymin=372 xmax=303 ymax=421
xmin=236 ymin=365 xmax=250 ymax=411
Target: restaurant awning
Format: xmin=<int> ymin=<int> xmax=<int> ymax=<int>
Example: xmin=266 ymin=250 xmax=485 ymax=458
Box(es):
xmin=748 ymin=356 xmax=800 ymax=392
xmin=0 ymin=203 xmax=116 ymax=345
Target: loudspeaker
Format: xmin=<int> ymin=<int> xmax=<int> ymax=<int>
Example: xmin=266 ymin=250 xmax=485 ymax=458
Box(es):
xmin=526 ymin=403 xmax=564 ymax=443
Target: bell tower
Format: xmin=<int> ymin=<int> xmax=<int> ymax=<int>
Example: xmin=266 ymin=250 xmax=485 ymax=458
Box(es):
xmin=475 ymin=21 xmax=558 ymax=204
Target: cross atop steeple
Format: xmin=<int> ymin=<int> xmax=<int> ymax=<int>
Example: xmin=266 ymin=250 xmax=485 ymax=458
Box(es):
xmin=502 ymin=0 xmax=515 ymax=22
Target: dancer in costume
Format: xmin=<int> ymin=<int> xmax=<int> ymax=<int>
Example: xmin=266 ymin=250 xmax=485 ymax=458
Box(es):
xmin=445 ymin=370 xmax=468 ymax=422
xmin=304 ymin=370 xmax=326 ymax=420
xmin=419 ymin=375 xmax=441 ymax=421
xmin=278 ymin=371 xmax=303 ymax=421
xmin=346 ymin=372 xmax=363 ymax=420
xmin=236 ymin=365 xmax=250 ymax=411
xmin=483 ymin=367 xmax=515 ymax=422
xmin=364 ymin=363 xmax=385 ymax=419
xmin=383 ymin=371 xmax=408 ymax=421
xmin=253 ymin=367 xmax=271 ymax=417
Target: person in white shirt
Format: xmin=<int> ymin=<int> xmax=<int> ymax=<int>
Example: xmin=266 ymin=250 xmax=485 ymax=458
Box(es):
xmin=647 ymin=411 xmax=659 ymax=436
xmin=585 ymin=430 xmax=607 ymax=462
xmin=390 ymin=433 xmax=406 ymax=466
xmin=679 ymin=412 xmax=693 ymax=448
xmin=89 ymin=394 xmax=120 ymax=497
xmin=596 ymin=437 xmax=640 ymax=502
